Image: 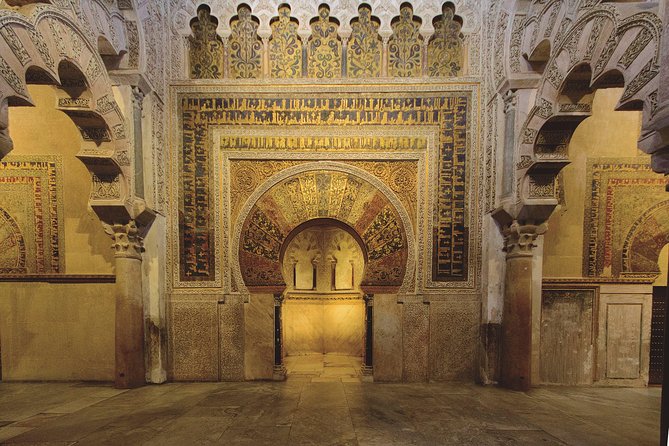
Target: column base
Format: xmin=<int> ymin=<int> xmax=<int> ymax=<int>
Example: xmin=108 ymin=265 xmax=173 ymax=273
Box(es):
xmin=273 ymin=365 xmax=287 ymax=381
xmin=361 ymin=365 xmax=374 ymax=382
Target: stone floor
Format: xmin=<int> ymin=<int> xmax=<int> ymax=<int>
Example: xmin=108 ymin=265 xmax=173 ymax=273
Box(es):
xmin=0 ymin=378 xmax=659 ymax=446
xmin=284 ymin=354 xmax=362 ymax=381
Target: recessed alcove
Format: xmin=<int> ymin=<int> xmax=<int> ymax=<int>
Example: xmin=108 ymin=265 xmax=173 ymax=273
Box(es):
xmin=280 ymin=221 xmax=366 ymax=377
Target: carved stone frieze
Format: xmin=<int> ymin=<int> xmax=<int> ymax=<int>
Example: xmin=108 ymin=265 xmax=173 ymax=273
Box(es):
xmin=620 ymin=59 xmax=658 ymax=103
xmin=527 ymin=174 xmax=556 ymax=199
xmin=91 ymin=173 xmax=121 ymax=199
xmin=1 ymin=26 xmax=31 ymax=66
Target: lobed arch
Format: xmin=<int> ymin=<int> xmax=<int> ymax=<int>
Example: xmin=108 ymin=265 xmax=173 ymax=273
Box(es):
xmin=0 ymin=6 xmax=149 ymax=223
xmin=511 ymin=2 xmax=662 ymax=213
xmin=173 ymin=0 xmax=480 ymax=41
xmin=232 ymin=162 xmax=415 ymax=296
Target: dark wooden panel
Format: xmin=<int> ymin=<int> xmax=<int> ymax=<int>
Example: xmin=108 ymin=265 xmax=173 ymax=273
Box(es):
xmin=540 ymin=288 xmax=596 ymax=385
xmin=649 ymin=286 xmax=666 ymax=385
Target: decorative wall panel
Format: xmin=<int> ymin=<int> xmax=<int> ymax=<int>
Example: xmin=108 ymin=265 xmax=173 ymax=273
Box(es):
xmin=175 ymin=90 xmax=473 ymax=289
xmin=584 ymin=158 xmax=669 ymax=278
xmin=0 ymin=156 xmax=63 ymax=274
xmin=269 ymin=5 xmax=302 ymax=78
xmin=307 ymin=5 xmax=342 ymax=78
xmin=347 ymin=5 xmax=382 ymax=78
xmin=540 ymin=288 xmax=595 ymax=385
xmin=427 ymin=5 xmax=464 ymax=77
xmin=189 ymin=6 xmax=224 ymax=79
xmin=228 ymin=5 xmax=262 ymax=79
xmin=388 ymin=5 xmax=423 ymax=78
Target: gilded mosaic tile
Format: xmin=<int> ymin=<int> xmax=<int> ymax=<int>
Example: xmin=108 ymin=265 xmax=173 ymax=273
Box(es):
xmin=178 ymin=92 xmax=471 ymax=285
xmin=269 ymin=5 xmax=302 ymax=78
xmin=583 ymin=158 xmax=669 ymax=277
xmin=0 ymin=156 xmax=63 ymax=274
xmin=238 ymin=170 xmax=407 ymax=289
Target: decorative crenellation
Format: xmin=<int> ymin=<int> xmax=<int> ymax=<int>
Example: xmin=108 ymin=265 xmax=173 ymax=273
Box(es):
xmin=189 ymin=5 xmax=224 ymax=79
xmin=228 ymin=4 xmax=262 ymax=79
xmin=427 ymin=3 xmax=464 ymax=77
xmin=307 ymin=4 xmax=341 ymax=79
xmin=388 ymin=4 xmax=423 ymax=78
xmin=104 ymin=220 xmax=145 ymax=260
xmin=269 ymin=4 xmax=302 ymax=78
xmin=347 ymin=4 xmax=382 ymax=78
xmin=502 ymin=220 xmax=547 ymax=258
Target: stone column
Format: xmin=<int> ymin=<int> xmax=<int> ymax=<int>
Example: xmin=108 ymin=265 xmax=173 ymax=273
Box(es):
xmin=381 ymin=37 xmax=389 ymax=77
xmin=421 ymin=38 xmax=430 ymax=77
xmin=341 ymin=36 xmax=349 ymax=78
xmin=222 ymin=38 xmax=230 ymax=78
xmin=500 ymin=221 xmax=546 ymax=391
xmin=273 ymin=293 xmax=286 ymax=380
xmin=106 ymin=221 xmax=146 ymax=388
xmin=262 ymin=37 xmax=270 ymax=78
xmin=362 ymin=294 xmax=374 ymax=378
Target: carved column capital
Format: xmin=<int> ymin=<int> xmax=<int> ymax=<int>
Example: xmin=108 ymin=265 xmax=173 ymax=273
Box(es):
xmin=503 ymin=89 xmax=518 ymax=113
xmin=273 ymin=293 xmax=284 ymax=306
xmin=131 ymin=86 xmax=145 ymax=112
xmin=104 ymin=220 xmax=145 ymax=260
xmin=502 ymin=220 xmax=547 ymax=258
xmin=363 ymin=293 xmax=374 ymax=306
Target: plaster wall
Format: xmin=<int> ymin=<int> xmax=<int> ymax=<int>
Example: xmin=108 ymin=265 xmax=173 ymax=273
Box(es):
xmin=0 ymin=85 xmax=116 ymax=381
xmin=6 ymin=85 xmax=114 ymax=274
xmin=543 ymin=88 xmax=643 ymax=278
xmin=0 ymin=282 xmax=114 ymax=381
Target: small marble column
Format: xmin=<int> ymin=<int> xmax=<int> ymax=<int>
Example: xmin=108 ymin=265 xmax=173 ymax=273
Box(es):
xmin=341 ymin=36 xmax=349 ymax=78
xmin=381 ymin=37 xmax=389 ymax=77
xmin=500 ymin=221 xmax=546 ymax=391
xmin=223 ymin=38 xmax=230 ymax=78
xmin=273 ymin=293 xmax=287 ymax=380
xmin=421 ymin=37 xmax=430 ymax=77
xmin=501 ymin=90 xmax=518 ymax=198
xmin=262 ymin=37 xmax=270 ymax=78
xmin=362 ymin=294 xmax=374 ymax=377
xmin=131 ymin=87 xmax=144 ymax=199
xmin=106 ymin=221 xmax=146 ymax=388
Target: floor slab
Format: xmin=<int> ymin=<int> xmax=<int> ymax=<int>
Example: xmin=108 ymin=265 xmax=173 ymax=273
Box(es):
xmin=0 ymin=381 xmax=659 ymax=445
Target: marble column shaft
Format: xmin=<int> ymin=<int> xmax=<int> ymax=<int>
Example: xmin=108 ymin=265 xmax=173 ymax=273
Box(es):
xmin=500 ymin=221 xmax=545 ymax=391
xmin=107 ymin=221 xmax=146 ymax=388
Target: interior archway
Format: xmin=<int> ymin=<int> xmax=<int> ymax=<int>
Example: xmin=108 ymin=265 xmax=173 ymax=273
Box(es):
xmin=235 ymin=165 xmax=411 ymax=295
xmin=281 ymin=219 xmax=366 ymax=378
